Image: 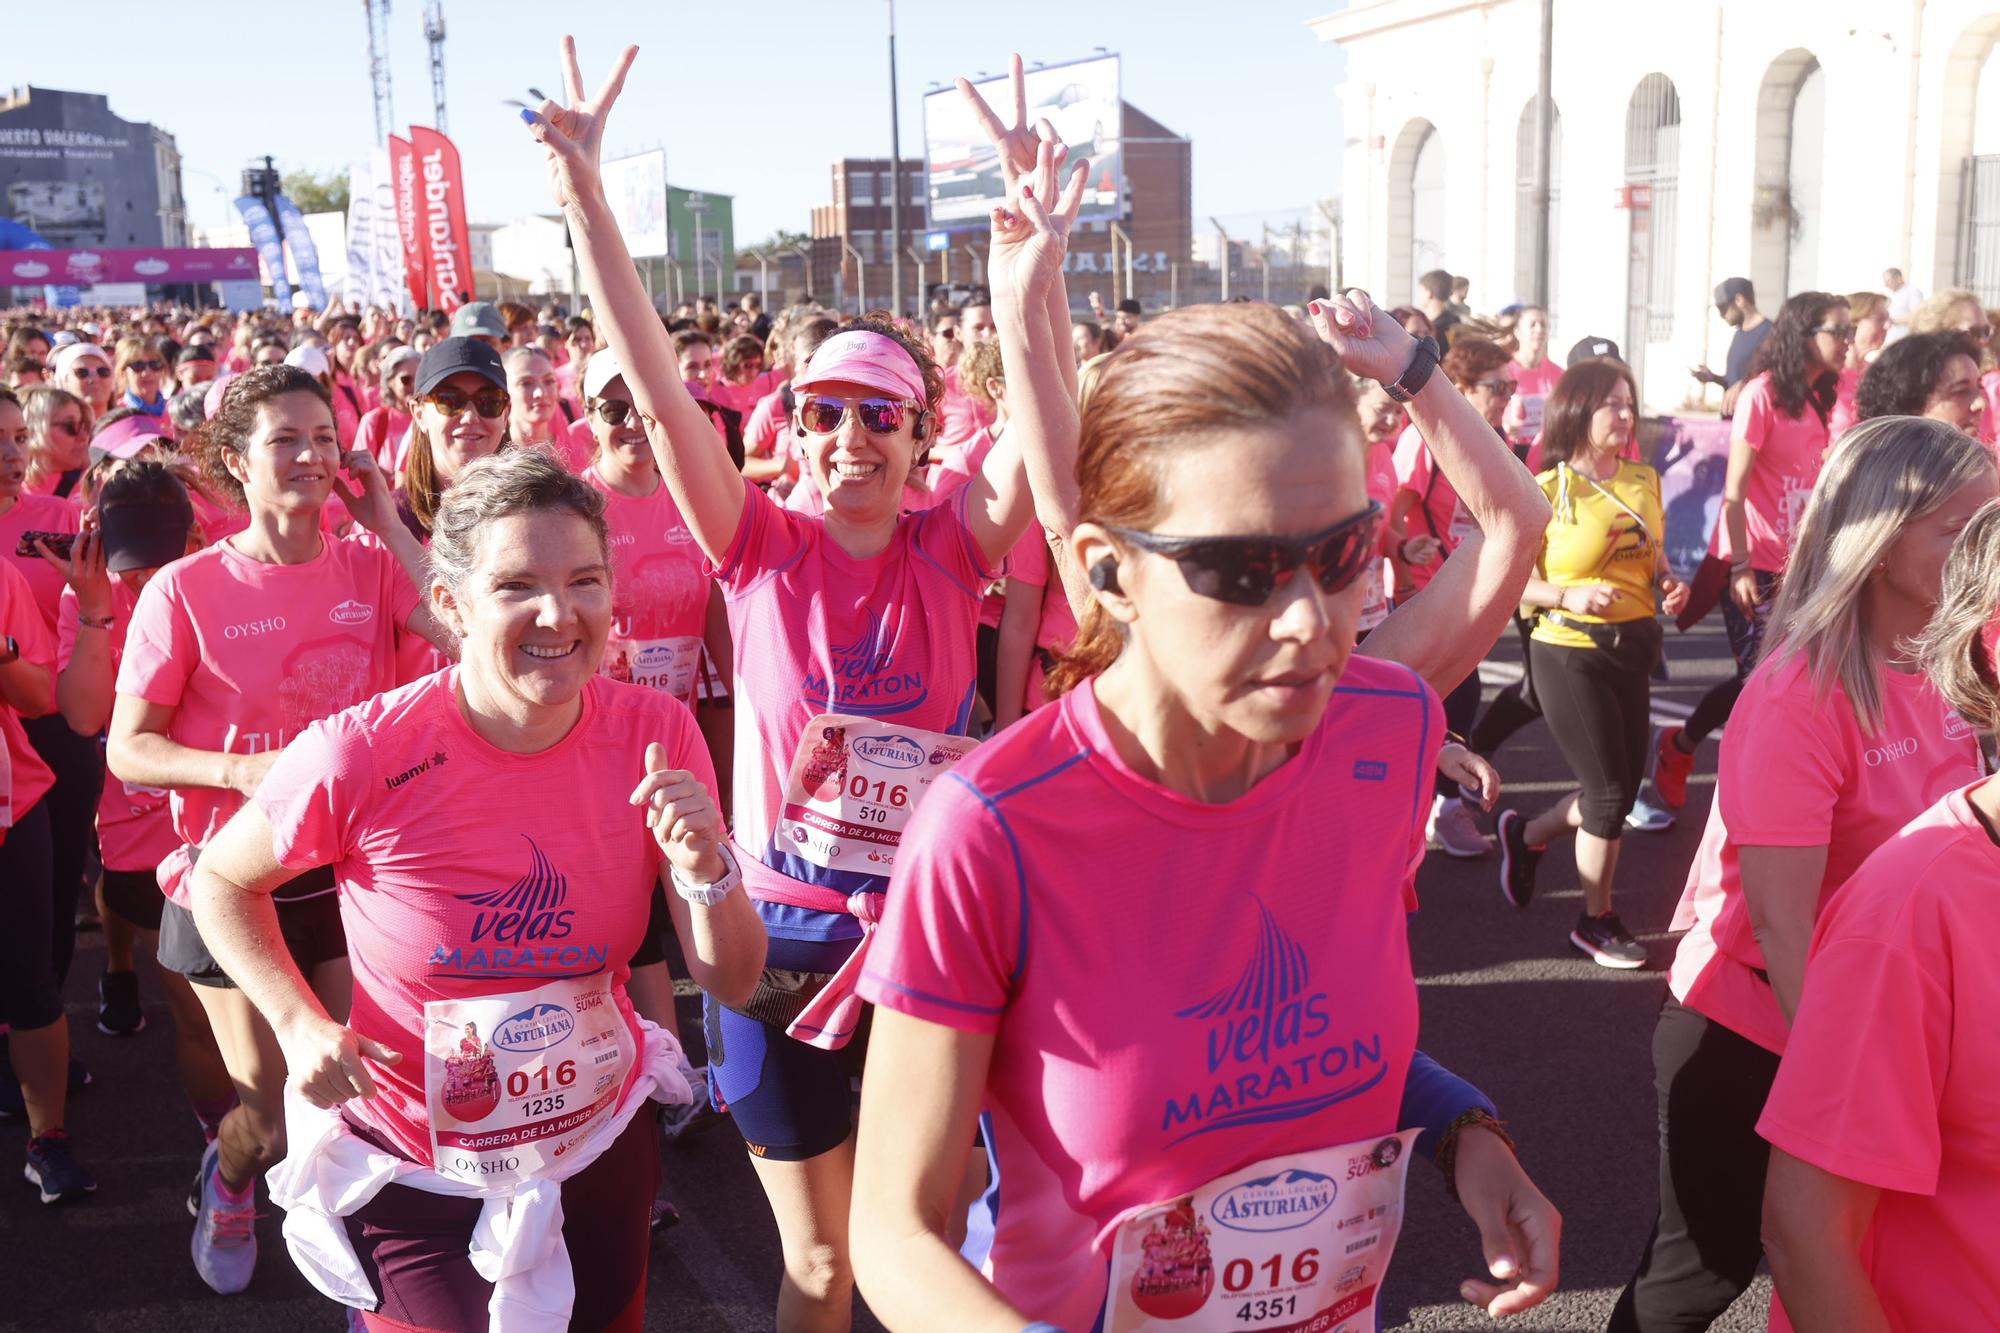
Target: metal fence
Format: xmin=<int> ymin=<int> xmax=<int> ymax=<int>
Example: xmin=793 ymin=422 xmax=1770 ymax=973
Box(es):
xmin=1959 ymin=154 xmax=2000 ymax=305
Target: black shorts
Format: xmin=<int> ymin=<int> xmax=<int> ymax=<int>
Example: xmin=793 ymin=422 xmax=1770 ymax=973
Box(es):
xmin=626 ymin=882 xmax=671 ymax=969
xmin=157 ymin=868 xmax=345 ymax=988
xmin=101 ymin=867 xmax=167 ymax=933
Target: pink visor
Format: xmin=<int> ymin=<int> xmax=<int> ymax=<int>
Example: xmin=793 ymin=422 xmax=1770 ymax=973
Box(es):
xmin=792 ymin=331 xmax=925 ymax=402
xmin=89 ymin=414 xmax=171 ymax=462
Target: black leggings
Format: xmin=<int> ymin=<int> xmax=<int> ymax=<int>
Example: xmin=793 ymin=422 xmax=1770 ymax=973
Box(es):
xmin=1528 ymin=625 xmax=1655 ymax=839
xmin=1682 ymin=570 xmax=1778 ymax=746
xmin=1472 ymin=615 xmax=1541 ymax=756
xmin=1608 ymin=993 xmax=1780 ymax=1332
xmin=0 ymin=802 xmax=62 ymax=1032
xmin=23 ymin=712 xmax=105 ymax=989
xmin=1435 ymin=668 xmax=1483 ymax=799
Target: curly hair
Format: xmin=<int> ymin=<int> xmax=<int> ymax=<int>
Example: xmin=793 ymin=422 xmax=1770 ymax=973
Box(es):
xmin=719 ymin=334 xmax=765 ymax=382
xmin=1749 ymin=291 xmax=1845 ymax=424
xmin=958 ymin=339 xmax=1006 ymax=410
xmin=1855 ymin=331 xmax=1982 ymax=423
xmin=1440 ymin=337 xmax=1512 ymax=391
xmin=185 ymin=364 xmax=334 ymax=508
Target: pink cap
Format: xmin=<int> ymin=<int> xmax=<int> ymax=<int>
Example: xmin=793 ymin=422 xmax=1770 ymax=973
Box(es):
xmin=203 ymin=371 xmax=238 ymax=419
xmin=792 ymin=331 xmax=925 ymax=401
xmin=90 ymin=413 xmax=170 ymax=462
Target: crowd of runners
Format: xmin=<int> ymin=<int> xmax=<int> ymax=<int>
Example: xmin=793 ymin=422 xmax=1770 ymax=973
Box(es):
xmin=1 ymin=36 xmax=1995 ymax=1333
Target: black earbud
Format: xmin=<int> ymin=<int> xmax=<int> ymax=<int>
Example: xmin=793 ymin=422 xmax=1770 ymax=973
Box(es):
xmin=1089 ymin=559 xmax=1122 ymax=594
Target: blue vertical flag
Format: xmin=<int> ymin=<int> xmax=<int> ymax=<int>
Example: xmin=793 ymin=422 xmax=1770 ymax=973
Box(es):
xmin=272 ymin=195 xmax=328 ymax=310
xmin=234 ymin=195 xmax=292 ymax=306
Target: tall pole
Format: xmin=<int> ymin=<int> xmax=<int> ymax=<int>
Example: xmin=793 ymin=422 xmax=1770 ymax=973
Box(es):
xmin=1533 ymin=0 xmax=1554 ymax=307
xmin=1211 ymin=219 xmax=1231 ymax=302
xmin=887 ymin=0 xmax=905 ymax=317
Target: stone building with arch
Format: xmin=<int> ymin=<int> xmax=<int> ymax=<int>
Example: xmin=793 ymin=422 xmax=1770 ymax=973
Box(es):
xmin=1311 ymin=0 xmax=2000 ymax=409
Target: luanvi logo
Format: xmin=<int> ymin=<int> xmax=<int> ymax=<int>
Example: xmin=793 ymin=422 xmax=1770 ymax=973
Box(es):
xmin=384 ymin=750 xmax=449 ymax=791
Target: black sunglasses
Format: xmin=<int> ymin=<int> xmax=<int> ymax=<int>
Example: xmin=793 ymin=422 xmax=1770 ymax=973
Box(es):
xmin=592 ymin=398 xmax=638 ymax=426
xmin=1105 ymin=501 xmax=1384 ymax=607
xmin=126 ymin=359 xmax=165 ymax=373
xmin=422 ymin=387 xmax=509 ymax=419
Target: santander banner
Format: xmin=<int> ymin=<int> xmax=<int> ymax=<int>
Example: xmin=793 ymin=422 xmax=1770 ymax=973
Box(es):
xmin=0 ymin=246 xmax=261 ymax=286
xmin=388 ymin=133 xmax=430 ymax=311
xmin=410 ymin=125 xmax=474 ymax=312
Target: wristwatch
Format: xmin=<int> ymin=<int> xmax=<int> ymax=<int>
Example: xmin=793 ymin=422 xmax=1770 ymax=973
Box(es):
xmin=1385 ymin=335 xmax=1441 ymax=404
xmin=669 ymin=842 xmax=742 ymax=908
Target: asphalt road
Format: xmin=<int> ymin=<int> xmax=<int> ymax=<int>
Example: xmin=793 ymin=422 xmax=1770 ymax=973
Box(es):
xmin=0 ymin=615 xmax=1772 ymax=1333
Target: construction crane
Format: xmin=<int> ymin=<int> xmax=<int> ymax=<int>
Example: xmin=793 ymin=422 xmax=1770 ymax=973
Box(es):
xmin=424 ymin=0 xmax=447 ymax=133
xmin=363 ymin=0 xmax=395 ymax=144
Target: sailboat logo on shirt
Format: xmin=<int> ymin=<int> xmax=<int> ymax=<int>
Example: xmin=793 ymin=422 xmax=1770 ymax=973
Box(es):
xmin=800 ymin=606 xmax=928 ymax=716
xmin=1158 ymin=897 xmax=1388 ymax=1146
xmin=455 ymin=836 xmax=574 ymax=945
xmin=429 ymin=838 xmax=609 ymax=980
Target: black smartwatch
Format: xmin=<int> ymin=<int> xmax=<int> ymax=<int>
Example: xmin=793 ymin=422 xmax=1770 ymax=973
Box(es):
xmin=1385 ymin=335 xmax=1441 ymax=404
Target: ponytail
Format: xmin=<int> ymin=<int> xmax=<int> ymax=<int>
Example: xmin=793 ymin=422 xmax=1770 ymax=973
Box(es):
xmin=1916 ymin=497 xmax=2000 ymax=735
xmin=1044 ymin=597 xmax=1123 ymax=699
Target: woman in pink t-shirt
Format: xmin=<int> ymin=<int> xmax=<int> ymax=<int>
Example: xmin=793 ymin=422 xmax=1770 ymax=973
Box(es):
xmin=106 ymin=364 xmax=448 ymax=1297
xmin=354 ymin=346 xmax=418 ymax=470
xmin=524 ymin=43 xmax=1093 ymax=1326
xmin=1502 ymin=304 xmax=1562 ymax=448
xmin=185 ymin=450 xmax=763 ymax=1332
xmin=1608 ymin=417 xmax=1995 ymax=1331
xmin=709 ymin=334 xmax=777 ymax=418
xmin=19 ymin=383 xmax=90 ymax=498
xmin=503 ymin=346 xmax=565 ymax=454
xmin=1654 ymin=292 xmax=1848 ymax=805
xmin=851 ymin=293 xmax=1561 ymax=1330
xmin=1853 ymin=330 xmax=1986 ymax=438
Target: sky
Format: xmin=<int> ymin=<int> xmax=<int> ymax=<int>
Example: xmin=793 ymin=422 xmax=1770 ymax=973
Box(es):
xmin=10 ymin=0 xmax=1348 ymax=246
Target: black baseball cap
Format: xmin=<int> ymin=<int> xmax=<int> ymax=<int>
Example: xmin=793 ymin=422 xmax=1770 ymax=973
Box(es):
xmin=175 ymin=344 xmax=215 ymax=367
xmin=100 ymin=489 xmax=195 ymax=573
xmin=414 ymin=337 xmax=506 ymax=397
xmin=1713 ymin=277 xmax=1754 ymax=307
xmin=1566 ymin=335 xmax=1623 ymax=365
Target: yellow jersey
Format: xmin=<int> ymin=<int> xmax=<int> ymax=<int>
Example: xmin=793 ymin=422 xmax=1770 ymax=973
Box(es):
xmin=1531 ymin=460 xmax=1664 ymax=650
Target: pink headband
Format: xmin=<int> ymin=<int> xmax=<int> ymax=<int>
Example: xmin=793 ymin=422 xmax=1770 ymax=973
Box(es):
xmin=792 ymin=331 xmax=926 ymax=402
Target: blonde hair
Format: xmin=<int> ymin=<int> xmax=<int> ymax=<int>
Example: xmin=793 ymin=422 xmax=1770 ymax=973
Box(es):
xmin=1908 ymin=288 xmax=1982 ymax=335
xmin=1763 ymin=416 xmax=1996 ymax=732
xmin=1917 ymin=498 xmax=2000 ymax=734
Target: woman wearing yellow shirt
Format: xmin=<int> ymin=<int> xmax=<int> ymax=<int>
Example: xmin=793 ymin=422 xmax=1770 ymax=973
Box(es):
xmin=1497 ymin=360 xmax=1688 ymax=967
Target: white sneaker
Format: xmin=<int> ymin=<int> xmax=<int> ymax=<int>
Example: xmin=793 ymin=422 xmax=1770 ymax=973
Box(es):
xmin=1625 ymin=793 xmax=1676 ymax=832
xmin=190 ymin=1140 xmax=257 ymax=1295
xmin=1428 ymin=795 xmax=1493 ymax=859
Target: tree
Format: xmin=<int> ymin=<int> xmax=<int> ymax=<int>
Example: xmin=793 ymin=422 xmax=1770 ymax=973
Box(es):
xmin=281 ymin=168 xmax=350 ymax=216
xmin=737 ymin=228 xmax=809 ymax=265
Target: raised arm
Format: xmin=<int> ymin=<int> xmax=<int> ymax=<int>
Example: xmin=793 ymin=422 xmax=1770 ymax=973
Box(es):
xmin=1314 ymin=294 xmax=1551 ymax=695
xmin=523 ymin=38 xmax=745 ymax=563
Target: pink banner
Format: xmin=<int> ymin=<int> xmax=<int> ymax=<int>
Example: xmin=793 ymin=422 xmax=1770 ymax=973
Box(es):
xmin=0 ymin=247 xmax=261 ymax=285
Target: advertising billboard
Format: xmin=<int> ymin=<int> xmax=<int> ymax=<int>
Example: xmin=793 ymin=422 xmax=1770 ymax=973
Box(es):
xmin=602 ymin=149 xmax=669 ymax=259
xmin=923 ymin=55 xmax=1122 ymax=231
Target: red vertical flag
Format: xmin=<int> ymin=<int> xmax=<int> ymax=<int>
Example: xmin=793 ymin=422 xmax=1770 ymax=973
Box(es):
xmin=388 ymin=133 xmax=430 ymax=310
xmin=409 ymin=126 xmax=475 ymax=313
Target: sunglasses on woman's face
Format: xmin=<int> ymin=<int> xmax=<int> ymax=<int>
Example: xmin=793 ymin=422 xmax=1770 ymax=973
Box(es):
xmin=127 ymin=359 xmax=164 ymax=373
xmin=71 ymin=366 xmax=113 ymax=379
xmin=592 ymin=398 xmax=638 ymax=426
xmin=422 ymin=387 xmax=509 ymax=419
xmin=1810 ymin=323 xmax=1857 ymax=341
xmin=798 ymin=394 xmax=913 ymax=436
xmin=48 ymin=417 xmax=84 ymax=438
xmin=1105 ymin=501 xmax=1385 ymax=607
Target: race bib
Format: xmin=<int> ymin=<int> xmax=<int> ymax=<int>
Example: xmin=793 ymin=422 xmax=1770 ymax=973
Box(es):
xmin=423 ymin=972 xmax=633 ymax=1191
xmin=1357 ymin=562 xmax=1389 ymax=633
xmin=774 ymin=714 xmax=978 ymax=873
xmin=1517 ymin=393 xmax=1547 ymax=439
xmin=1102 ymin=1130 xmax=1420 ymax=1333
xmin=1447 ymin=500 xmax=1481 ymax=548
xmin=602 ymin=633 xmax=703 ymax=704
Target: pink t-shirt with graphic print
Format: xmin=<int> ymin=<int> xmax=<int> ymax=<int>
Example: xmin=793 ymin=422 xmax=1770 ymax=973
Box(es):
xmin=1 ymin=559 xmax=56 ymax=830
xmin=583 ymin=467 xmax=711 ymax=702
xmin=58 ymin=583 xmax=177 ymax=874
xmin=1391 ymin=423 xmax=1468 ymax=593
xmin=1732 ymin=372 xmax=1829 ymax=574
xmin=858 ymin=656 xmax=1442 ymax=1331
xmin=1668 ymin=653 xmax=1982 ymax=1055
xmin=116 ymin=535 xmax=420 ymax=904
xmin=712 ymin=477 xmax=996 ymax=942
xmin=1758 ymin=785 xmax=2000 ymax=1331
xmin=0 ymin=491 xmax=83 ymax=633
xmin=254 ymin=670 xmax=705 ymax=1166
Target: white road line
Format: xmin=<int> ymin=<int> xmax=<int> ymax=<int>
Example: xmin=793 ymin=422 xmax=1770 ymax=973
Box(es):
xmin=1474 ymin=660 xmax=1717 ymax=735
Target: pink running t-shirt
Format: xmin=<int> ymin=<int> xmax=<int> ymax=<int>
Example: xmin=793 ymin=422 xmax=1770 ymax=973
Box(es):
xmin=1732 ymin=372 xmax=1829 ymax=574
xmin=0 ymin=491 xmax=83 ymax=632
xmin=708 ymin=371 xmax=776 ymax=419
xmin=1758 ymin=785 xmax=2000 ymax=1331
xmin=583 ymin=467 xmax=710 ymax=703
xmin=255 ymin=670 xmax=705 ymax=1165
xmin=1509 ymin=356 xmax=1563 ymax=440
xmin=933 ymin=366 xmax=996 ymax=454
xmin=1829 ymin=364 xmax=1863 ymax=441
xmin=116 ymin=535 xmax=421 ymax=904
xmin=713 ymin=477 xmax=996 ymax=942
xmin=1 ymin=559 xmax=56 ymax=830
xmin=1391 ymin=423 xmax=1468 ymax=593
xmin=1668 ymin=653 xmax=1981 ymax=1054
xmin=58 ymin=583 xmax=177 ymax=873
xmin=744 ymin=386 xmax=791 ymax=468
xmin=858 ymin=656 xmax=1442 ymax=1331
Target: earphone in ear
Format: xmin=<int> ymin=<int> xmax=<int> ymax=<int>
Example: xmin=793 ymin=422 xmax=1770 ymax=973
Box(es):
xmin=1089 ymin=559 xmax=1122 ymax=594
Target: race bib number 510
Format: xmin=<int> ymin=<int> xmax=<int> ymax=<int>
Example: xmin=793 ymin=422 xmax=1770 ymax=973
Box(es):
xmin=774 ymin=714 xmax=977 ymax=872
xmin=1102 ymin=1130 xmax=1420 ymax=1332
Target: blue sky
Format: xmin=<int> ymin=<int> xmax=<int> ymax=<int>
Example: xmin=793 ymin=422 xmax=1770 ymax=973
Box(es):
xmin=9 ymin=0 xmax=1346 ymax=243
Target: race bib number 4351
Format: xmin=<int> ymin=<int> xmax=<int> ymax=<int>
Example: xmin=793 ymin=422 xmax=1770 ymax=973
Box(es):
xmin=1102 ymin=1131 xmax=1420 ymax=1333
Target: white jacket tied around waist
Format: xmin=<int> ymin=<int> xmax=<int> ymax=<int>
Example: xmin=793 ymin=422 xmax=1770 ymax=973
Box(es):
xmin=266 ymin=1019 xmax=691 ymax=1333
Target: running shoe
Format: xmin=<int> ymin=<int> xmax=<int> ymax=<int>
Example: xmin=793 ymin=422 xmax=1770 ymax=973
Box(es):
xmin=1652 ymin=726 xmax=1695 ymax=810
xmin=1625 ymin=794 xmax=1676 ymax=833
xmin=190 ymin=1140 xmax=258 ymax=1294
xmin=97 ymin=969 xmax=146 ymax=1037
xmin=1428 ymin=795 xmax=1493 ymax=859
xmin=24 ymin=1129 xmax=97 ymax=1204
xmin=1496 ymin=810 xmax=1542 ymax=910
xmin=1570 ymin=911 xmax=1648 ymax=969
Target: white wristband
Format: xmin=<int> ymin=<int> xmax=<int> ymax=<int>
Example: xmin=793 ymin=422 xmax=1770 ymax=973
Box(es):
xmin=669 ymin=843 xmax=742 ymax=908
